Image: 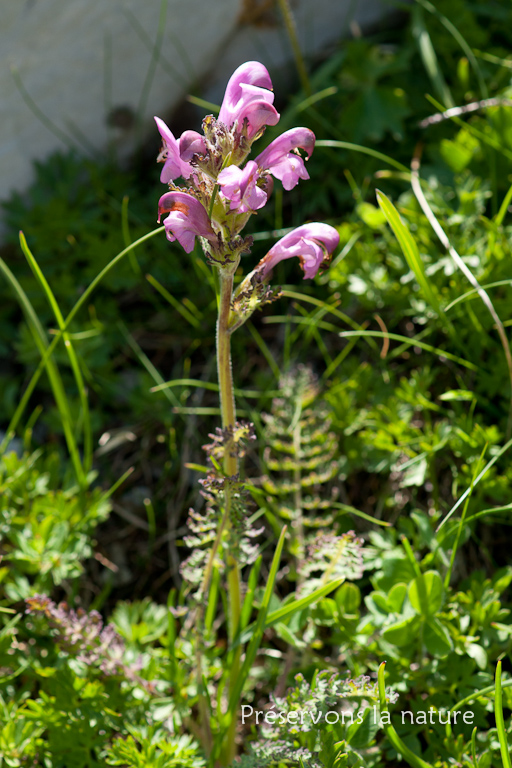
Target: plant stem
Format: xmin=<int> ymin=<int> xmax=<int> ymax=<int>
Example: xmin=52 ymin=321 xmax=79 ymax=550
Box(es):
xmin=217 ymin=271 xmax=237 ymax=472
xmin=216 ymin=269 xmax=242 ymax=763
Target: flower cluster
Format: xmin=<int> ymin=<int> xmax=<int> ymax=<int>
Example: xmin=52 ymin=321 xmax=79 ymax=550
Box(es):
xmin=155 ymin=61 xmax=339 ymax=302
xmin=25 ymin=594 xmax=153 ymax=690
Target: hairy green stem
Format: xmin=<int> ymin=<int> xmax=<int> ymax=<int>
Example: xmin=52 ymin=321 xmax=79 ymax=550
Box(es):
xmin=217 ymin=272 xmax=237 ymax=468
xmin=216 ymin=271 xmax=240 ymax=638
xmin=216 ymin=270 xmax=242 ymax=764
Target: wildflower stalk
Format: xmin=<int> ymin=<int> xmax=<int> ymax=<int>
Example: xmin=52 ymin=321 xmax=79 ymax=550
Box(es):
xmin=217 ymin=268 xmax=242 ymax=763
xmin=217 ymin=270 xmax=237 ymax=466
xmin=154 ymin=60 xmax=340 ymax=764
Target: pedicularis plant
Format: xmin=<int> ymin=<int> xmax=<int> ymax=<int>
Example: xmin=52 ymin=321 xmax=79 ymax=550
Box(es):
xmin=153 ymin=61 xmax=343 ymax=764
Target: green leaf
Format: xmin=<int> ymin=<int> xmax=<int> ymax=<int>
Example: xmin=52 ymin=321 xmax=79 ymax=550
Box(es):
xmin=343 ymin=87 xmax=410 ymax=143
xmin=346 ymin=707 xmax=379 ymax=749
xmin=335 ymin=582 xmax=361 ymax=615
xmin=440 ymin=132 xmax=479 ymax=172
xmin=382 ymin=615 xmax=420 ymax=646
xmin=424 ymin=617 xmax=453 ymax=657
xmin=387 ymin=583 xmax=408 ymax=613
xmin=356 ymin=202 xmax=386 ymax=229
xmin=402 ymin=456 xmax=428 ymax=487
xmin=373 ymin=555 xmax=417 ymax=592
xmin=467 ymin=643 xmax=488 ymax=670
xmin=264 ymin=578 xmax=344 ymax=631
xmin=439 ymin=389 xmax=474 ymax=401
xmin=409 ymin=571 xmax=444 ymax=616
xmin=274 ymin=622 xmax=306 ymax=649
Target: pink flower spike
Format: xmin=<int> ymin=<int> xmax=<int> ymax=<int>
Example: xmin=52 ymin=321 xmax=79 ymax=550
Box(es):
xmin=154 ymin=116 xmax=194 ymax=182
xmin=218 ymin=161 xmax=268 ymax=213
xmin=257 ymin=223 xmax=339 ymax=279
xmin=158 ymin=191 xmax=216 ymax=253
xmin=218 ymin=61 xmax=280 ymax=139
xmin=255 ymin=128 xmax=315 ymax=190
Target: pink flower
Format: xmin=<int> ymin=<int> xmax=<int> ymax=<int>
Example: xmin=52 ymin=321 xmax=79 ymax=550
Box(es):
xmin=218 ymin=61 xmax=280 ymax=139
xmin=218 ymin=161 xmax=268 ymax=213
xmin=255 ymin=128 xmax=315 ymax=190
xmin=257 ymin=223 xmax=339 ymax=279
xmin=155 ymin=117 xmax=200 ymax=182
xmin=158 ymin=191 xmax=217 ymax=253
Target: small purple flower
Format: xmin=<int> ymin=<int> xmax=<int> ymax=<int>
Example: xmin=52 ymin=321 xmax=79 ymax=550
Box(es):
xmin=218 ymin=61 xmax=280 ymax=139
xmin=155 ymin=117 xmax=197 ymax=182
xmin=255 ymin=128 xmax=315 ymax=190
xmin=257 ymin=223 xmax=339 ymax=279
xmin=158 ymin=191 xmax=217 ymax=253
xmin=218 ymin=161 xmax=268 ymax=213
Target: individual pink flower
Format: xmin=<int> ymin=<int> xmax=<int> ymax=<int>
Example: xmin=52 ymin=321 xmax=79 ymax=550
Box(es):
xmin=255 ymin=128 xmax=315 ymax=190
xmin=155 ymin=117 xmax=200 ymax=182
xmin=257 ymin=223 xmax=339 ymax=279
xmin=218 ymin=61 xmax=280 ymax=139
xmin=218 ymin=161 xmax=268 ymax=213
xmin=158 ymin=191 xmax=217 ymax=253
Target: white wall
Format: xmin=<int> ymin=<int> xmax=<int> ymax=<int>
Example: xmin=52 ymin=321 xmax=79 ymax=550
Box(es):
xmin=0 ymin=0 xmax=387 ymax=216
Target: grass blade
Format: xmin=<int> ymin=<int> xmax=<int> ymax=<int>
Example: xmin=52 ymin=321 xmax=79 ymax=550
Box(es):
xmin=19 ymin=232 xmax=93 ymax=474
xmin=276 ymin=0 xmax=311 ymax=96
xmin=436 ymin=436 xmax=512 ymax=531
xmin=376 ymin=190 xmax=445 ymax=322
xmin=240 ymin=557 xmax=262 ymax=631
xmin=443 ymin=445 xmax=487 ymax=588
xmin=316 ymin=140 xmax=410 ymax=173
xmin=495 ymin=661 xmax=512 ymax=768
xmin=339 ymin=330 xmax=477 ymax=371
xmin=445 ymin=279 xmax=512 ymax=312
xmin=118 ymin=321 xmax=181 ymax=409
xmin=146 ymin=273 xmax=201 ymax=328
xmin=378 ymin=662 xmax=433 ymax=768
xmin=0 ymin=226 xmax=164 ymax=452
xmin=412 ymin=4 xmax=454 ymax=107
xmin=410 ymin=157 xmax=512 ymax=435
xmin=214 ymin=527 xmax=287 ymax=761
xmin=0 ymin=254 xmax=86 ymax=488
xmin=414 ymin=0 xmax=487 ymax=99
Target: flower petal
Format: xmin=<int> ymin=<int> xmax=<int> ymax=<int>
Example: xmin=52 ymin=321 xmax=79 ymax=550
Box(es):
xmin=158 ymin=191 xmax=216 ymax=253
xmin=179 ymin=130 xmax=206 ymax=162
xmin=218 ymin=160 xmax=268 ymax=213
xmin=255 ymin=127 xmax=315 ymax=190
xmin=218 ymin=61 xmax=280 ymax=139
xmin=154 ymin=116 xmax=195 ymax=181
xmin=257 ymin=223 xmax=339 ymax=279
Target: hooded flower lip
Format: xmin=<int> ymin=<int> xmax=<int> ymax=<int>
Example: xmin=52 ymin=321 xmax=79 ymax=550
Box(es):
xmin=257 ymin=223 xmax=339 ymax=279
xmin=155 ymin=116 xmax=195 ymax=182
xmin=158 ymin=191 xmax=217 ymax=253
xmin=255 ymin=127 xmax=315 ymax=190
xmin=179 ymin=130 xmax=206 ymax=162
xmin=218 ymin=61 xmax=280 ymax=139
xmin=218 ymin=161 xmax=268 ymax=213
